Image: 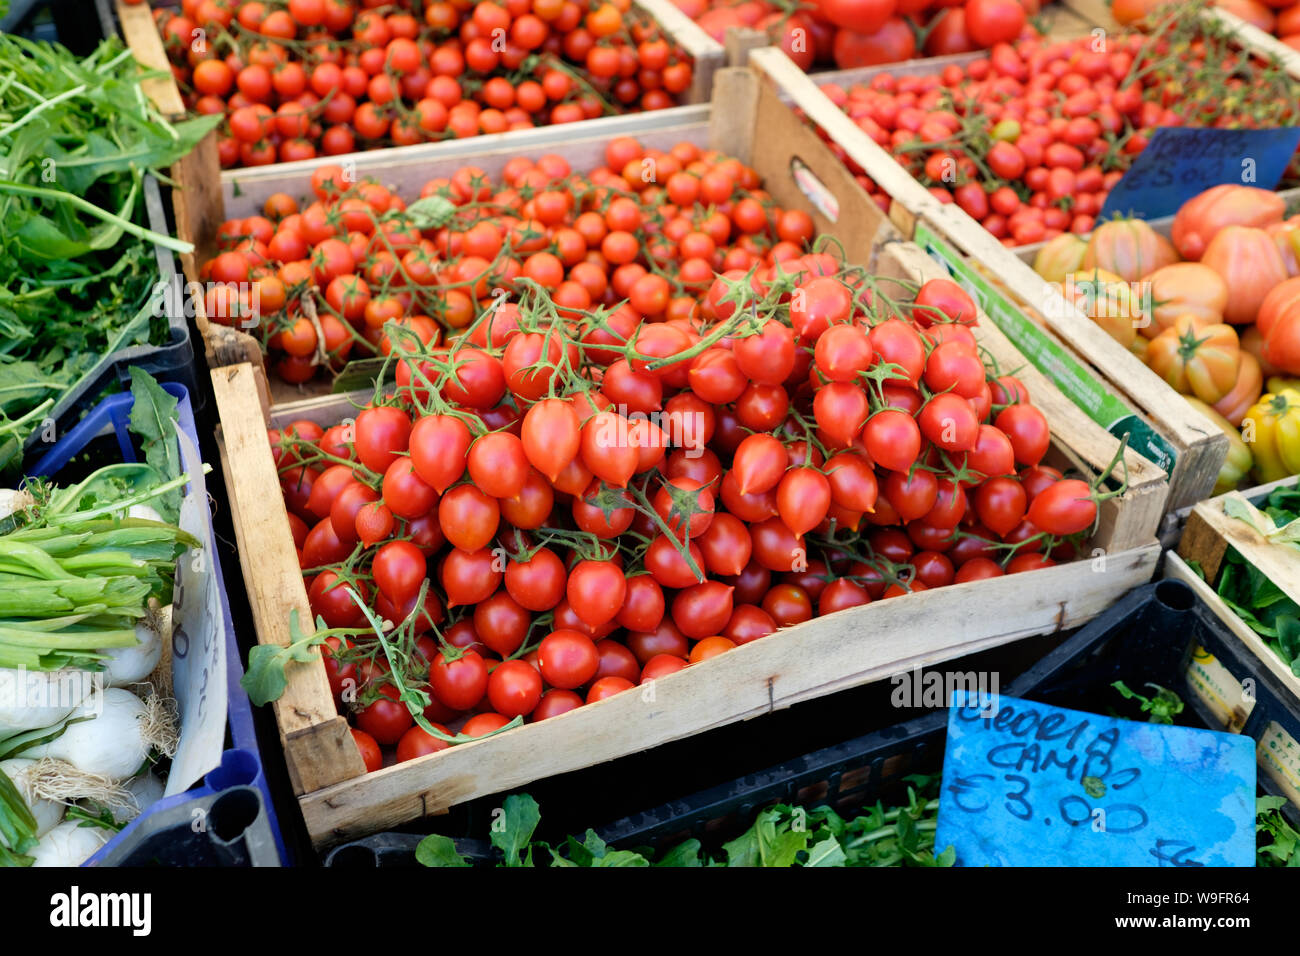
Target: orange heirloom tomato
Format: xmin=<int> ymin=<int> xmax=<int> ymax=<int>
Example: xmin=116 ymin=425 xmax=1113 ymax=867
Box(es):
xmin=1264 ymin=304 xmax=1300 ymax=376
xmin=1081 ymin=218 xmax=1177 ymax=283
xmin=1031 ymin=233 xmax=1086 ymax=283
xmin=1060 ymin=269 xmax=1139 ymax=349
xmin=1201 ymin=225 xmax=1290 ymax=325
xmin=1257 ymin=276 xmax=1300 ymax=339
xmin=1212 ymin=351 xmax=1263 ymax=427
xmin=1145 ymin=314 xmax=1241 ymax=405
xmin=1141 ymin=263 xmax=1227 ymax=340
xmin=1170 ymin=184 xmax=1285 ymax=261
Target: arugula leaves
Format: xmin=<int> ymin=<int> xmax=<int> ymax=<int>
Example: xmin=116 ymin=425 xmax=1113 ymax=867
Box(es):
xmin=0 ymin=33 xmax=219 ymax=456
xmin=1256 ymin=796 xmax=1300 ymax=867
xmin=415 ymin=778 xmax=953 ymax=868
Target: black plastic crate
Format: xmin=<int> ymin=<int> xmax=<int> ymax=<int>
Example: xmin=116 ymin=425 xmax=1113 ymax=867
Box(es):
xmin=324 ymin=580 xmax=1300 ymax=866
xmin=594 ymin=579 xmax=1300 ymax=856
xmin=0 ymin=0 xmax=114 ymax=53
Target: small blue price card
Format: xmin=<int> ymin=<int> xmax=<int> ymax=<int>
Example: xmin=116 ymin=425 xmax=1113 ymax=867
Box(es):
xmin=1098 ymin=126 xmax=1300 ymax=221
xmin=935 ymin=692 xmax=1255 ymax=867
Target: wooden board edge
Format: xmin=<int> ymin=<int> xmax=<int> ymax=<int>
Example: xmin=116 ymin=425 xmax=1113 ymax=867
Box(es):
xmin=115 ymin=0 xmax=187 ymax=119
xmin=296 ymin=542 xmax=1157 ymax=846
xmin=284 ymin=717 xmax=369 ymax=796
xmin=744 ymin=67 xmax=892 ymax=266
xmin=211 ymin=365 xmax=353 ymax=732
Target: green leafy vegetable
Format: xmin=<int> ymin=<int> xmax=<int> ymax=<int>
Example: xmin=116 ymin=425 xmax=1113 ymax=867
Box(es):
xmin=414 ymin=834 xmax=471 ymax=868
xmin=0 ymin=370 xmax=206 ymax=669
xmin=127 ymin=368 xmax=182 ymax=522
xmin=0 ymin=765 xmax=37 ymax=867
xmin=0 ymin=33 xmax=220 ymax=460
xmin=491 ymin=793 xmax=542 ymax=868
xmin=1256 ymin=796 xmax=1300 ymax=867
xmin=416 ymin=778 xmax=952 ymax=868
xmin=1111 ymin=681 xmax=1184 ymax=724
xmin=242 ymin=610 xmax=324 ymax=707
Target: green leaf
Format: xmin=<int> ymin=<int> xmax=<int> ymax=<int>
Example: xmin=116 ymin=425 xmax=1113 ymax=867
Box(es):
xmin=1224 ymin=495 xmax=1276 ymax=537
xmin=1258 ymin=795 xmax=1288 ymax=815
xmin=548 ymin=847 xmax=578 ymax=867
xmin=803 ymin=835 xmax=847 ymax=867
xmin=754 ymin=807 xmax=809 ymax=867
xmin=722 ymin=824 xmax=760 ymax=867
xmin=0 ymin=765 xmax=37 ymax=863
xmin=491 ymin=794 xmax=542 ymax=867
xmin=654 ymin=839 xmax=703 ymax=867
xmin=240 ymin=610 xmax=331 ymax=706
xmin=128 ymin=368 xmax=182 ymax=522
xmin=935 ymin=844 xmax=957 ymax=867
xmin=405 ymin=195 xmax=458 ymax=230
xmin=1277 ymin=616 xmax=1300 ymax=666
xmin=415 ymin=834 xmax=471 ymax=868
xmin=561 ymin=830 xmax=602 ymax=867
xmin=591 ymin=850 xmax=651 ymax=867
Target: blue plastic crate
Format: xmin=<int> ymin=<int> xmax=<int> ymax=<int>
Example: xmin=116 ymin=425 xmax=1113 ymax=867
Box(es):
xmin=28 ymin=383 xmax=284 ymax=866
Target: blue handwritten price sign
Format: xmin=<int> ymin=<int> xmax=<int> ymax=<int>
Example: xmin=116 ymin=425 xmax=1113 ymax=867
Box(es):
xmin=1098 ymin=126 xmax=1300 ymax=221
xmin=935 ymin=692 xmax=1255 ymax=867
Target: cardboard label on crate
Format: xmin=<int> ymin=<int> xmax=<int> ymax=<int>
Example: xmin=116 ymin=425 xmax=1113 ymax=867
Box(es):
xmin=935 ymin=691 xmax=1255 ymax=867
xmin=166 ymin=424 xmax=229 ymax=796
xmin=913 ymin=223 xmax=1178 ymax=473
xmin=1185 ymin=645 xmax=1253 ymax=734
xmin=1099 ymin=127 xmax=1300 ymax=221
xmin=1258 ymin=721 xmax=1300 ymax=810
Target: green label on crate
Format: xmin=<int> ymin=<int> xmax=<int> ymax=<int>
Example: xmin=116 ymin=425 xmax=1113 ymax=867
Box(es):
xmin=912 ymin=223 xmax=1178 ymax=474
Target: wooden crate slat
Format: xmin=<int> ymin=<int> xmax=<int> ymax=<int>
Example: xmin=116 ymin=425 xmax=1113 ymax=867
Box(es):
xmin=1206 ymin=5 xmax=1300 ymax=80
xmin=115 ymin=0 xmax=185 ymax=118
xmin=220 ymin=107 xmax=713 ymax=220
xmin=633 ymin=0 xmax=725 ymax=103
xmin=299 ymin=541 xmax=1159 ymax=847
xmin=211 ymin=363 xmax=367 ymax=794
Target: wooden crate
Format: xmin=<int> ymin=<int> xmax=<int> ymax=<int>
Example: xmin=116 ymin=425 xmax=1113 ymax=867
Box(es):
xmin=1173 ymin=478 xmax=1300 ymax=706
xmin=744 ymin=46 xmax=1230 ymax=514
xmin=213 ymin=66 xmax=1164 ymax=848
xmin=1164 ymin=553 xmax=1300 ymax=809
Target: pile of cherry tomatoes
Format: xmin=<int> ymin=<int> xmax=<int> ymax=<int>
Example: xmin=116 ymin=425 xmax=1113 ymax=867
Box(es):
xmin=154 ymin=0 xmax=695 ymax=167
xmin=813 ymin=15 xmax=1300 ymax=246
xmin=221 ymin=134 xmax=1109 ymax=769
xmin=676 ymin=0 xmax=1043 ymax=71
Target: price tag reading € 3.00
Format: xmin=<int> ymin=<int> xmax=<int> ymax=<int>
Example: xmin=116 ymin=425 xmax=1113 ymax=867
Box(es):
xmin=935 ymin=692 xmax=1255 ymax=867
xmin=1099 ymin=126 xmax=1300 ymax=221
